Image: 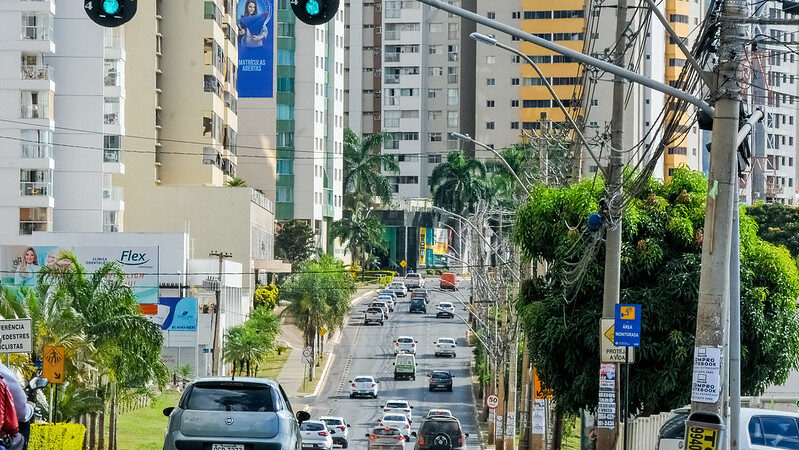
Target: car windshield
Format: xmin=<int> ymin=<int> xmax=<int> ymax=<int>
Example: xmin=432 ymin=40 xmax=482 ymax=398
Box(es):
xmin=422 ymin=420 xmax=461 ymax=436
xmin=354 ymin=377 xmax=373 ymax=382
xmin=398 ymin=338 xmax=413 ymax=343
xmin=384 ymin=415 xmax=407 ymax=422
xmin=367 ymin=308 xmax=381 ymax=313
xmin=412 ymin=299 xmax=425 ymax=304
xmin=185 ymin=383 xmax=276 ymax=412
xmin=373 ymin=428 xmax=401 ymax=436
xmin=387 ymin=402 xmax=407 ymax=408
xmin=439 ymin=339 xmax=455 ymax=344
xmin=440 ymin=303 xmax=452 ymax=307
xmin=301 ymin=422 xmax=325 ymax=431
xmin=432 ymin=372 xmax=451 ymax=379
xmin=322 ymin=418 xmax=343 ymax=426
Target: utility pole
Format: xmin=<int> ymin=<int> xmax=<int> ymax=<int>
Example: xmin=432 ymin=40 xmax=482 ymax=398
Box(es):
xmin=519 ymin=338 xmax=531 ymax=450
xmin=596 ymin=0 xmax=628 ymax=446
xmin=210 ymin=251 xmax=232 ymax=376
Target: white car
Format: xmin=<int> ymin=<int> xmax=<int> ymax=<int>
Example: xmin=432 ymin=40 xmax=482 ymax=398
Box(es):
xmin=320 ymin=416 xmax=350 ymax=448
xmin=369 ymin=301 xmax=390 ymax=318
xmin=436 ymin=302 xmax=455 ymax=318
xmin=349 ymin=375 xmax=380 ymax=398
xmin=434 ymin=338 xmax=457 ymax=357
xmin=379 ymin=289 xmax=398 ymax=302
xmin=404 ymin=273 xmax=424 ymax=290
xmin=379 ymin=413 xmax=412 ymax=439
xmin=394 ymin=336 xmax=418 ymax=354
xmin=381 ymin=399 xmax=414 ymax=422
xmin=389 ymin=281 xmax=408 ymax=297
xmin=425 ymin=409 xmax=453 ymax=418
xmin=300 ymin=420 xmax=334 ymax=450
xmin=378 ymin=294 xmax=395 ymax=311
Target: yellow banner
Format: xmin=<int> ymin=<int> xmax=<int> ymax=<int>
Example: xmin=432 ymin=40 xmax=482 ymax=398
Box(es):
xmin=419 ymin=227 xmax=426 ymax=265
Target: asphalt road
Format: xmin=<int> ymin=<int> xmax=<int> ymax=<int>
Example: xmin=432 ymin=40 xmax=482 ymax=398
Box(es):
xmin=292 ymin=281 xmax=480 ymax=449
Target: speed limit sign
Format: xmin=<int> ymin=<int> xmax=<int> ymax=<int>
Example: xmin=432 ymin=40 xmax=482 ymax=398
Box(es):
xmin=486 ymin=394 xmax=499 ymax=409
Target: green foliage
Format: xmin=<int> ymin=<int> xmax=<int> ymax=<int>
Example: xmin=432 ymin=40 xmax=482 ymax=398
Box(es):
xmin=331 ymin=204 xmax=387 ymax=269
xmin=225 ymin=177 xmax=247 ymax=187
xmin=223 ymin=306 xmax=282 ymax=376
xmin=29 ymin=423 xmax=86 ymax=450
xmin=514 ymin=169 xmax=799 ymax=416
xmin=343 ymin=128 xmax=399 ymax=208
xmin=253 ymin=284 xmax=279 ymax=309
xmin=275 ymin=220 xmax=317 ymax=269
xmin=746 ymin=202 xmax=799 ymax=258
xmin=430 ymin=151 xmax=487 ymax=214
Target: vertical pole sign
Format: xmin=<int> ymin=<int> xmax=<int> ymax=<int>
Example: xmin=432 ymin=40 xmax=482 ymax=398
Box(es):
xmin=614 ymin=304 xmax=641 ymax=450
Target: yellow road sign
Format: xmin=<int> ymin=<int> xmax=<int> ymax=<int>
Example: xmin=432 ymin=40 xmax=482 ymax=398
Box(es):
xmin=43 ymin=345 xmax=65 ymax=384
xmin=533 ymin=368 xmax=552 ymax=399
xmin=320 ymin=327 xmax=328 ymax=337
xmin=600 ymin=318 xmax=635 ymax=363
xmin=400 ymin=260 xmax=407 ymax=268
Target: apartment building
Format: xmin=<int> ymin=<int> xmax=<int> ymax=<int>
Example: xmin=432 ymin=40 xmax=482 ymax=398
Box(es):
xmin=344 ymin=0 xmax=382 ymax=136
xmin=0 ymin=0 xmax=126 ymax=238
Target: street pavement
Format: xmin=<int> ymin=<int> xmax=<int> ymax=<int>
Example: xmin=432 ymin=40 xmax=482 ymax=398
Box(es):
xmin=291 ymin=281 xmax=480 ymax=449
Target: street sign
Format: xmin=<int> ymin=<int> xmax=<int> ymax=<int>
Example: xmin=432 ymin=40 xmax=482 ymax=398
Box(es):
xmin=614 ymin=304 xmax=641 ymax=347
xmin=319 ymin=327 xmax=328 ymax=337
xmin=400 ymin=260 xmax=407 ymax=268
xmin=533 ymin=368 xmax=552 ymax=399
xmin=684 ymin=421 xmax=721 ymax=450
xmin=0 ymin=319 xmax=32 ymax=354
xmin=600 ymin=319 xmax=635 ymax=363
xmin=301 ymin=346 xmax=312 ymax=364
xmin=43 ymin=345 xmax=65 ymax=384
xmin=486 ymin=394 xmax=499 ymax=409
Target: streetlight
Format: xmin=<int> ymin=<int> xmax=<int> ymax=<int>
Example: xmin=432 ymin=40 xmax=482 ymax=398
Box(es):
xmin=450 ymin=132 xmax=530 ymax=196
xmin=469 ymin=32 xmax=606 ymax=176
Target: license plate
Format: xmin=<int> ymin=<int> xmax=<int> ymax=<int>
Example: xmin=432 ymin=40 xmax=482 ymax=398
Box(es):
xmin=212 ymin=445 xmax=244 ymax=450
xmin=685 ymin=425 xmax=719 ymax=450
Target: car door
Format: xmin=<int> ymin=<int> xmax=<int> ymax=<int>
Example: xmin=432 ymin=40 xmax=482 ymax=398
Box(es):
xmin=278 ymin=384 xmax=301 ymax=448
xmin=747 ymin=415 xmax=799 ymax=449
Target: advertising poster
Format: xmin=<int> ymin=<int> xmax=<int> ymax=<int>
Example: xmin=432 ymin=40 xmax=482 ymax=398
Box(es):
xmin=236 ymin=0 xmax=274 ymax=97
xmin=141 ymin=298 xmax=199 ymax=331
xmin=418 ymin=227 xmax=426 ymax=266
xmin=1 ymin=246 xmax=159 ymax=303
xmin=691 ymin=346 xmax=722 ymax=403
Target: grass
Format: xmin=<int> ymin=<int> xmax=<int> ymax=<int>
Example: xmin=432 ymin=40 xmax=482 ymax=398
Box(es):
xmin=256 ymin=349 xmax=291 ymax=379
xmin=298 ymin=352 xmax=329 ymax=394
xmin=116 ymin=390 xmax=181 ymax=450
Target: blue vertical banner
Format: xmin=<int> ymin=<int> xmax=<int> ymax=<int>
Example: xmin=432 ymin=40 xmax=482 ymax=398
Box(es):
xmin=614 ymin=304 xmax=642 ymax=347
xmin=237 ymin=0 xmax=274 ymax=97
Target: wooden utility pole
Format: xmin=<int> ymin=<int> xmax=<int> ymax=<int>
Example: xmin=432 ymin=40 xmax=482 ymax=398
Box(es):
xmin=210 ymin=251 xmax=232 ymax=376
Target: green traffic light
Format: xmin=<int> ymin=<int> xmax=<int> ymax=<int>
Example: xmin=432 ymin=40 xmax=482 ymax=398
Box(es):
xmin=305 ymin=0 xmax=320 ymax=15
xmin=103 ymin=0 xmax=120 ymax=14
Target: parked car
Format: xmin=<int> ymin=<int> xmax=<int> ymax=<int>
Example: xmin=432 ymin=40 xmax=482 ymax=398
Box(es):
xmin=349 ymin=376 xmax=380 ymax=398
xmin=409 ymin=298 xmax=427 ymax=314
xmin=393 ymin=353 xmax=417 ymax=380
xmin=378 ymin=294 xmax=396 ymax=311
xmin=379 ymin=289 xmax=398 ymax=302
xmin=365 ymin=307 xmax=385 ymax=326
xmin=320 ymin=416 xmax=351 ymax=448
xmin=428 ymin=371 xmax=453 ymax=392
xmin=436 ymin=302 xmax=455 ymax=318
xmin=162 ymin=377 xmax=307 ymax=450
xmin=380 ymin=413 xmax=412 ymax=439
xmin=434 ymin=338 xmax=457 ymax=357
xmin=657 ymin=407 xmax=799 ymax=450
xmin=440 ymin=272 xmax=459 ymax=290
xmin=394 ymin=336 xmax=418 ymax=354
xmin=389 ymin=281 xmax=408 ymax=297
xmin=366 ymin=427 xmax=408 ymax=449
xmin=412 ymin=416 xmax=468 ymax=450
xmin=300 ymin=420 xmax=334 ymax=450
xmin=370 ymin=301 xmax=390 ymax=318
xmin=381 ymin=399 xmax=414 ymax=422
xmin=425 ymin=409 xmax=453 ymax=419
xmin=405 ymin=273 xmax=424 ymax=290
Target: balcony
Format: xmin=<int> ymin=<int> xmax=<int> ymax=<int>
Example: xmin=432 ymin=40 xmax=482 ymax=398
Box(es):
xmin=385 ymin=53 xmax=400 ymax=62
xmin=21 ymin=26 xmax=52 ymax=41
xmin=20 ymin=104 xmax=49 ymax=120
xmin=21 ymin=142 xmax=53 ymax=159
xmin=20 ymin=182 xmax=51 ymax=196
xmin=21 ymin=65 xmax=53 ymax=81
xmin=104 ymin=112 xmax=120 ymax=125
xmin=103 ymin=148 xmax=122 ymax=163
xmin=102 ymin=186 xmax=125 ymax=212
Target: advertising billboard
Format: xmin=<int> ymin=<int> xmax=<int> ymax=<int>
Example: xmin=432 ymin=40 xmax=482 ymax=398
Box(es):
xmin=141 ymin=298 xmax=198 ymax=331
xmin=236 ymin=0 xmax=274 ymax=98
xmin=0 ymin=246 xmax=159 ymax=303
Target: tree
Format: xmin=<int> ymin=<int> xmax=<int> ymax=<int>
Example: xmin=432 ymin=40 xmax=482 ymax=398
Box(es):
xmin=222 ymin=307 xmax=281 ymax=376
xmin=330 ymin=204 xmax=387 ymax=271
xmin=746 ymin=202 xmax=799 ymax=258
xmin=274 ymin=220 xmax=316 ymax=268
xmin=513 ymin=169 xmax=799 ymax=416
xmin=343 ymin=128 xmax=400 ymax=208
xmin=430 ymin=151 xmax=487 ymax=214
xmin=225 ymin=177 xmax=247 ymax=187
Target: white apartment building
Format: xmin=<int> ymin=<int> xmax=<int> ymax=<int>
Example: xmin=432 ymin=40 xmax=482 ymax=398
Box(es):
xmin=0 ymin=0 xmax=125 ymax=238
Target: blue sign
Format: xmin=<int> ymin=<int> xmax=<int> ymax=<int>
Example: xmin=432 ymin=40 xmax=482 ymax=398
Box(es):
xmin=157 ymin=297 xmax=198 ymax=331
xmin=237 ymin=0 xmax=274 ymax=98
xmin=614 ymin=304 xmax=641 ymax=347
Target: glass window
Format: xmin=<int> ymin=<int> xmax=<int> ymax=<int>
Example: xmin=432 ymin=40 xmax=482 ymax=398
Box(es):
xmin=277 ymin=50 xmax=295 ymax=65
xmin=277 ymin=132 xmax=294 ymax=147
xmin=447 ymin=111 xmax=459 ymax=127
xmin=447 ymin=89 xmax=459 ymax=106
xmin=186 ymin=383 xmax=276 ymax=412
xmin=104 ymin=59 xmax=121 ymax=86
xmin=756 ymin=416 xmax=799 ymax=448
xmin=276 ymin=159 xmax=293 ymax=174
xmin=276 ymin=186 xmax=294 ymax=202
xmin=277 ymin=105 xmax=294 ymax=120
xmin=19 ymin=207 xmax=49 ymax=235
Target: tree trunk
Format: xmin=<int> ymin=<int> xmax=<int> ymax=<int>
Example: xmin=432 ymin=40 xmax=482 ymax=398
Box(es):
xmin=82 ymin=415 xmax=89 ymax=450
xmin=110 ymin=392 xmax=117 ymax=450
xmin=89 ymin=412 xmax=97 ymax=450
xmin=246 ymin=359 xmax=251 ymax=377
xmin=98 ymin=403 xmax=106 ymax=450
xmin=551 ymin=409 xmax=564 ymax=450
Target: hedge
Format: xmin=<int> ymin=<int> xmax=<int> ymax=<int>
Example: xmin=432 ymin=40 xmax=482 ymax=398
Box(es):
xmin=28 ymin=423 xmax=86 ymax=450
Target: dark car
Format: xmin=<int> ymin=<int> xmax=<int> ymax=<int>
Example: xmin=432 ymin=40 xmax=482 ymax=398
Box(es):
xmin=412 ymin=416 xmax=468 ymax=450
xmin=410 ymin=298 xmax=427 ymax=314
xmin=411 ymin=290 xmax=430 ymax=304
xmin=427 ymin=371 xmax=453 ymax=392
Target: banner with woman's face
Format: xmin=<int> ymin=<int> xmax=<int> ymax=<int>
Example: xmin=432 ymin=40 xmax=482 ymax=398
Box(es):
xmin=237 ymin=0 xmax=275 ymax=98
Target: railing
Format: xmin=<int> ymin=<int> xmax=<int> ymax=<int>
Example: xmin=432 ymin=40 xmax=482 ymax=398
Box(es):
xmin=102 ymin=222 xmax=119 ymax=232
xmin=251 ymin=189 xmax=274 ymax=213
xmin=21 ymin=64 xmax=53 ymax=81
xmin=21 ymin=142 xmax=52 ymax=158
xmin=616 ymin=411 xmax=673 ymax=450
xmin=385 ymin=53 xmax=400 ymax=62
xmin=20 ymin=104 xmax=49 ymax=119
xmin=102 ymin=186 xmax=124 ymax=202
xmin=21 ymin=26 xmax=52 ymax=41
xmin=104 ymin=112 xmax=120 ymax=125
xmin=384 ymin=74 xmax=400 ymax=84
xmin=384 ymin=31 xmax=401 ymax=40
xmin=20 ymin=182 xmax=51 ymax=196
xmin=103 ymin=148 xmax=122 ymax=163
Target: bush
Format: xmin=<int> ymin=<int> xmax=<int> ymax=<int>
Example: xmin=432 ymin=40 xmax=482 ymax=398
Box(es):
xmin=253 ymin=284 xmax=279 ymax=309
xmin=29 ymin=423 xmax=86 ymax=450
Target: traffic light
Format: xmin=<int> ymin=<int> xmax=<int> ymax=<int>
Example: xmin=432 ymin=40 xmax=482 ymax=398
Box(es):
xmin=84 ymin=0 xmax=137 ymax=27
xmin=291 ymin=0 xmax=339 ymax=25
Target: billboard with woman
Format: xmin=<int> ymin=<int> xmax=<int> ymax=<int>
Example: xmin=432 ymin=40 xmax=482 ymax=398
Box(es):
xmin=237 ymin=0 xmax=274 ymax=97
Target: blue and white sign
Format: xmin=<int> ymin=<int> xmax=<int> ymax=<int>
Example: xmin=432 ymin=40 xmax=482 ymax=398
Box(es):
xmin=157 ymin=297 xmax=199 ymax=331
xmin=614 ymin=304 xmax=641 ymax=347
xmin=237 ymin=0 xmax=274 ymax=98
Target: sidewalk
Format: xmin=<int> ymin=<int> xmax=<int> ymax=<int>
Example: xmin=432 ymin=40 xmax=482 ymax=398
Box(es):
xmin=276 ymin=285 xmax=378 ymax=397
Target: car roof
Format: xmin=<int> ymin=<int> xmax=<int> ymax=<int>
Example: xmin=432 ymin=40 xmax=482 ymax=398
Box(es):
xmin=192 ymin=377 xmax=278 ymax=387
xmin=319 ymin=416 xmax=344 ymax=421
xmin=398 ymin=335 xmax=414 ymax=339
xmin=431 ymin=370 xmax=452 ymax=375
xmin=386 ymin=399 xmax=410 ymax=404
xmin=437 ymin=337 xmax=455 ymax=340
xmin=382 ymin=413 xmax=408 ymax=419
xmin=353 ymin=375 xmax=375 ymax=379
xmin=741 ymin=408 xmax=799 ymax=419
xmin=303 ymin=420 xmax=326 ymax=425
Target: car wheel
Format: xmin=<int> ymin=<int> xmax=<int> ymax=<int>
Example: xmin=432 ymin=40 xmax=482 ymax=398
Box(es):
xmin=412 ymin=375 xmax=416 ymax=380
xmin=394 ymin=374 xmax=398 ymax=380
xmin=349 ymin=393 xmax=354 ymax=398
xmin=429 ymin=386 xmax=433 ymax=391
xmin=447 ymin=386 xmax=453 ymax=392
xmin=342 ymin=441 xmax=348 ymax=448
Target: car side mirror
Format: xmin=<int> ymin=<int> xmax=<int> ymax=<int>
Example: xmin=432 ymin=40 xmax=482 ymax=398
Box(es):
xmin=376 ymin=381 xmax=380 ymax=383
xmin=348 ymin=380 xmax=352 ymax=383
xmin=163 ymin=407 xmax=174 ymax=417
xmin=411 ymin=431 xmax=417 ymax=437
xmin=410 ymin=406 xmax=414 ymax=409
xmin=380 ymin=405 xmax=385 ymax=408
xmin=347 ymin=424 xmax=351 ymax=427
xmin=465 ymin=433 xmax=470 ymax=437
xmin=365 ymin=433 xmax=371 ymax=438
xmin=296 ymin=411 xmax=311 ymax=423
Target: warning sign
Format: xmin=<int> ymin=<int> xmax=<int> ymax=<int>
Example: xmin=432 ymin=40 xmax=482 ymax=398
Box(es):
xmin=533 ymin=368 xmax=552 ymax=399
xmin=0 ymin=319 xmax=32 ymax=354
xmin=600 ymin=319 xmax=634 ymax=363
xmin=43 ymin=345 xmax=65 ymax=384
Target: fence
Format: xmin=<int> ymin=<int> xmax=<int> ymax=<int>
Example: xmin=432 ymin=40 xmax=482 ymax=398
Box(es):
xmin=616 ymin=411 xmax=673 ymax=450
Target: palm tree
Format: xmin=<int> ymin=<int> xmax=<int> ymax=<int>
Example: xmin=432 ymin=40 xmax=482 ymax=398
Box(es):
xmin=225 ymin=177 xmax=247 ymax=187
xmin=343 ymin=128 xmax=400 ymax=208
xmin=330 ymin=204 xmax=387 ymax=271
xmin=430 ymin=151 xmax=487 ymax=214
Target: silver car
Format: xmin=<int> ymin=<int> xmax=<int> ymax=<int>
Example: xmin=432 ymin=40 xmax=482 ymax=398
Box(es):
xmin=163 ymin=377 xmax=308 ymax=450
xmin=366 ymin=426 xmax=408 ymax=449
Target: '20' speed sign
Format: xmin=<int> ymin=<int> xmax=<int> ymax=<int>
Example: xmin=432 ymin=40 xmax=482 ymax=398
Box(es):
xmin=486 ymin=395 xmax=499 ymax=409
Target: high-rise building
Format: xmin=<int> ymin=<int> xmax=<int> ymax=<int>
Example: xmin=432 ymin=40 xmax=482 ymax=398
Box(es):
xmin=344 ymin=0 xmax=382 ymax=136
xmin=0 ymin=0 xmax=126 ymax=237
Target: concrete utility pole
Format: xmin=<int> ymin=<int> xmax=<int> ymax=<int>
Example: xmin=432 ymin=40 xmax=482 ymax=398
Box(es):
xmin=596 ymin=0 xmax=628 ymax=446
xmin=519 ymin=338 xmax=531 ymax=450
xmin=210 ymin=251 xmax=232 ymax=376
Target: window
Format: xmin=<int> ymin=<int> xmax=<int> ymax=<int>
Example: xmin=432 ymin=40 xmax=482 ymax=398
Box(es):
xmin=104 ymin=59 xmax=121 ymax=86
xmin=428 ymin=23 xmax=443 ymax=32
xmin=276 ymin=186 xmax=294 ymax=202
xmin=523 ymin=99 xmax=551 ymax=108
xmin=749 ymin=416 xmax=799 ymax=448
xmin=669 ymin=58 xmax=687 ymax=67
xmin=486 ymin=122 xmax=495 ymax=130
xmin=553 ymin=9 xmax=584 ymax=18
xmin=486 ymin=11 xmax=495 ymax=19
xmin=447 ymin=134 xmax=458 ymax=150
xmin=204 ymin=74 xmax=222 ymax=96
xmin=669 ymin=14 xmax=689 ymax=23
xmin=19 ymin=207 xmax=50 ymax=235
xmin=103 ymin=135 xmax=122 ymax=163
xmin=510 ymin=121 xmax=519 ymax=129
xmin=667 ymin=147 xmax=688 ymax=155
xmin=277 ymin=132 xmax=294 ymax=147
xmin=428 ymin=110 xmax=442 ymax=120
xmin=524 ymin=11 xmax=551 ymax=19
xmin=447 ymin=88 xmax=459 ymax=106
xmin=486 ymin=100 xmax=495 ymax=107
xmin=20 ymin=129 xmax=53 ymax=158
xmin=428 ymin=89 xmax=441 ymax=98
xmin=447 ymin=111 xmax=459 ymax=127
xmin=511 ymin=78 xmax=520 ymax=85
xmin=277 ymin=77 xmax=295 ymax=92
xmin=428 ymin=154 xmax=442 ymax=163
xmin=511 ymin=100 xmax=519 ymax=107
xmin=277 ymin=23 xmax=294 ymax=37
xmin=277 ymin=104 xmax=294 ymax=120
xmin=429 ymin=132 xmax=443 ymax=142
xmin=512 ymin=11 xmax=521 ymax=18
xmin=448 ymin=45 xmax=459 ymax=61
xmin=204 ymin=1 xmax=222 ymax=24
xmin=429 ymin=45 xmax=443 ymax=55
xmin=447 ymin=66 xmax=458 ymax=83
xmin=486 ymin=78 xmax=495 ymax=86
xmin=277 ymin=49 xmax=294 ymax=65
xmin=486 ymin=56 xmax=495 ymax=64
xmin=103 ymin=97 xmax=121 ymax=125
xmin=448 ymin=23 xmax=459 ymax=39
xmin=276 ymin=159 xmax=293 ymax=175
xmin=429 ymin=67 xmax=443 ymax=76
xmin=20 ymin=169 xmax=52 ymax=196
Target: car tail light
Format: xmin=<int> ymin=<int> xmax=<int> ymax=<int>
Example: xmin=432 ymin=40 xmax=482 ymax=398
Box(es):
xmin=412 ymin=343 xmax=416 ymax=347
xmin=351 ymin=383 xmax=355 ymax=387
xmin=318 ymin=431 xmax=329 ymax=437
xmin=384 ymin=409 xmax=390 ymax=412
xmin=338 ymin=425 xmax=346 ymax=430
xmin=394 ymin=436 xmax=405 ymax=441
xmin=369 ymin=435 xmax=378 ymax=440
xmin=457 ymin=434 xmax=464 ymax=446
xmin=419 ymin=437 xmax=425 ymax=445
xmin=371 ymin=383 xmax=376 ymax=387
xmin=404 ymin=409 xmax=411 ymax=412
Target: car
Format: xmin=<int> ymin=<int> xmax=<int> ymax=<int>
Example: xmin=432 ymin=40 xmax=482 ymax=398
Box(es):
xmin=320 ymin=416 xmax=351 ymax=448
xmin=436 ymin=302 xmax=455 ymax=318
xmin=404 ymin=273 xmax=424 ymax=290
xmin=412 ymin=416 xmax=469 ymax=450
xmin=657 ymin=407 xmax=799 ymax=450
xmin=366 ymin=426 xmax=409 ymax=449
xmin=381 ymin=399 xmax=414 ymax=422
xmin=349 ymin=376 xmax=380 ymax=398
xmin=410 ymin=289 xmax=430 ymax=304
xmin=370 ymin=301 xmax=390 ymax=318
xmin=379 ymin=413 xmax=412 ymax=439
xmin=440 ymin=272 xmax=459 ymax=290
xmin=300 ymin=420 xmax=334 ymax=450
xmin=393 ymin=353 xmax=416 ymax=380
xmin=378 ymin=294 xmax=396 ymax=311
xmin=425 ymin=409 xmax=453 ymax=419
xmin=409 ymin=298 xmax=427 ymax=314
xmin=389 ymin=281 xmax=408 ymax=297
xmin=365 ymin=307 xmax=385 ymax=326
xmin=434 ymin=338 xmax=457 ymax=357
xmin=162 ymin=377 xmax=306 ymax=450
xmin=428 ymin=371 xmax=453 ymax=392
xmin=379 ymin=289 xmax=398 ymax=302
xmin=394 ymin=336 xmax=418 ymax=354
